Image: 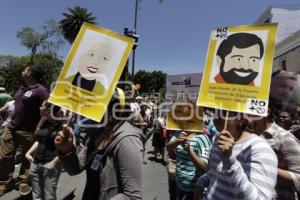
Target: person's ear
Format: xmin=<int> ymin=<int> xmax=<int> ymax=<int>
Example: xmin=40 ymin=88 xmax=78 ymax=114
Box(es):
xmin=217 ymin=56 xmax=222 ymax=66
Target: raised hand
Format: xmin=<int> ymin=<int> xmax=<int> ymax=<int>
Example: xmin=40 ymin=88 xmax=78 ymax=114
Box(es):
xmin=55 ymin=124 xmax=74 ymax=155
xmin=25 ymin=153 xmax=33 ymax=162
xmin=217 ymin=130 xmax=235 ymax=157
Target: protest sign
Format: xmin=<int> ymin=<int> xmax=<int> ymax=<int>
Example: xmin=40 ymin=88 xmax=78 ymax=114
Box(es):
xmin=166 ymin=73 xmax=203 ymax=132
xmin=49 ymin=22 xmax=134 ymax=121
xmin=197 ymin=24 xmax=278 ymax=116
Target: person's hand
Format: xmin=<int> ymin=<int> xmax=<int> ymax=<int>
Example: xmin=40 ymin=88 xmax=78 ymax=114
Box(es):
xmin=55 ymin=124 xmax=74 ymax=155
xmin=179 ymin=131 xmax=188 ymax=139
xmin=183 ymin=140 xmax=191 ymax=153
xmin=175 ymin=138 xmax=185 ymax=144
xmin=217 ymin=130 xmax=235 ymax=157
xmin=174 ymin=132 xmax=186 ymax=144
xmin=45 ymin=160 xmax=57 ymax=169
xmin=25 ymin=153 xmax=33 ymax=162
xmin=290 ymin=125 xmax=300 ymax=133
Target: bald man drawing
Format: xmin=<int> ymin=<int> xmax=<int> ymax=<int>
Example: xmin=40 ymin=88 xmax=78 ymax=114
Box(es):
xmin=66 ymin=41 xmax=114 ymax=94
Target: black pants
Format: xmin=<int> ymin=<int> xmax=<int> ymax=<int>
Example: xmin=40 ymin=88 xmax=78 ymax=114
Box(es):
xmin=177 ymin=188 xmax=193 ymax=200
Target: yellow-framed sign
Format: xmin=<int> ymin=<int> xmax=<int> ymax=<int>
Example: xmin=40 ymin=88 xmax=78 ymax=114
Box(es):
xmin=49 ymin=23 xmax=135 ymax=121
xmin=197 ymin=23 xmax=278 ymax=116
xmin=166 ymin=103 xmax=203 ymax=132
xmin=165 ymin=73 xmax=203 ymax=132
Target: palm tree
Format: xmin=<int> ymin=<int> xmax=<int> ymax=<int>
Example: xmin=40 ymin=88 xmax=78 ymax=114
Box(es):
xmin=59 ymin=6 xmax=97 ymax=44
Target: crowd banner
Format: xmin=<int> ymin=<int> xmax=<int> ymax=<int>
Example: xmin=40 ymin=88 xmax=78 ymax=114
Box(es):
xmin=49 ymin=22 xmax=135 ymax=122
xmin=165 ymin=73 xmax=203 ymax=132
xmin=197 ymin=23 xmax=278 ymax=116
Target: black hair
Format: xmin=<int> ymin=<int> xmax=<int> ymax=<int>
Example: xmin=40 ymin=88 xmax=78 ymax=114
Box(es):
xmin=107 ymin=88 xmax=131 ymax=121
xmin=43 ymin=101 xmax=62 ymax=117
xmin=28 ymin=64 xmax=45 ymax=83
xmin=271 ymin=69 xmax=282 ymax=78
xmin=217 ymin=32 xmax=264 ymax=63
xmin=51 ymin=105 xmax=61 ymax=116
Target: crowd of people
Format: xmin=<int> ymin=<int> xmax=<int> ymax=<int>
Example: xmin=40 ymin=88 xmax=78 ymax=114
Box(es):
xmin=0 ymin=63 xmax=299 ymax=200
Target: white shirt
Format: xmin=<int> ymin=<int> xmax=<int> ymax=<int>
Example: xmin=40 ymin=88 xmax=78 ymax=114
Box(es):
xmin=1 ymin=100 xmax=15 ymax=127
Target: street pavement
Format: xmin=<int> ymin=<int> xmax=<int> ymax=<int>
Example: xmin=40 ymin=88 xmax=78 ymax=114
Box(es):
xmin=142 ymin=134 xmax=169 ymax=200
xmin=0 ymin=134 xmax=169 ymax=200
xmin=0 ymin=165 xmax=85 ymax=200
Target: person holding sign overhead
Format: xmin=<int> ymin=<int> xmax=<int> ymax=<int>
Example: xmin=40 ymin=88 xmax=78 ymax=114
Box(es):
xmin=194 ymin=110 xmax=278 ymax=200
xmin=65 ymin=41 xmax=115 ymax=94
xmin=166 ymin=130 xmax=211 ymax=200
xmin=214 ymin=32 xmax=264 ymax=86
xmin=55 ymin=88 xmax=143 ymax=200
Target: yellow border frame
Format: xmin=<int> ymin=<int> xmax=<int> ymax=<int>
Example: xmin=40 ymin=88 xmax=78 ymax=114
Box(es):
xmin=48 ymin=23 xmax=135 ymax=122
xmin=197 ymin=23 xmax=278 ymax=115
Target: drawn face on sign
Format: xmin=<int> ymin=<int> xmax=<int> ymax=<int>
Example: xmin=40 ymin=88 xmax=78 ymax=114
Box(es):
xmin=77 ymin=42 xmax=114 ymax=80
xmin=216 ymin=33 xmax=264 ymax=85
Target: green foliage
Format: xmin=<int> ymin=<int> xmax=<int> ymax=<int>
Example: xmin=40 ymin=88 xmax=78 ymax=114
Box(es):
xmin=0 ymin=55 xmax=18 ymax=68
xmin=16 ymin=19 xmax=64 ymax=64
xmin=0 ymin=56 xmax=28 ymax=94
xmin=0 ymin=54 xmax=63 ymax=94
xmin=133 ymin=70 xmax=166 ymax=94
xmin=60 ymin=6 xmax=97 ymax=44
xmin=33 ymin=54 xmax=64 ymax=90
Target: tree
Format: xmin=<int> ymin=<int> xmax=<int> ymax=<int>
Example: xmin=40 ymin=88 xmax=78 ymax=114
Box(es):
xmin=0 ymin=55 xmax=17 ymax=68
xmin=16 ymin=19 xmax=64 ymax=64
xmin=33 ymin=54 xmax=64 ymax=89
xmin=0 ymin=54 xmax=63 ymax=94
xmin=0 ymin=56 xmax=28 ymax=94
xmin=59 ymin=6 xmax=97 ymax=44
xmin=133 ymin=70 xmax=166 ymax=94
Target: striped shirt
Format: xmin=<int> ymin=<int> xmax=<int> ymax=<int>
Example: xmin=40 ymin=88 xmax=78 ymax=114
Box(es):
xmin=171 ymin=132 xmax=211 ymax=192
xmin=196 ymin=134 xmax=278 ymax=200
xmin=262 ymin=123 xmax=300 ymax=200
xmin=207 ymin=119 xmax=219 ymax=143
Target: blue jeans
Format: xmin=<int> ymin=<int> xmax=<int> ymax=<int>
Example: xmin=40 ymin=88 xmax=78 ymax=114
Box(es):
xmin=30 ymin=162 xmax=62 ymax=200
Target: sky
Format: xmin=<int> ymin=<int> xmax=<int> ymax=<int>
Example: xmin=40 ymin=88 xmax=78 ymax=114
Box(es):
xmin=0 ymin=0 xmax=300 ymax=75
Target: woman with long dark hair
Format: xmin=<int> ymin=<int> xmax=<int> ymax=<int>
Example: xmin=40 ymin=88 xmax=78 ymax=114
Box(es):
xmin=26 ymin=101 xmax=64 ymax=200
xmin=55 ymin=88 xmax=143 ymax=200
